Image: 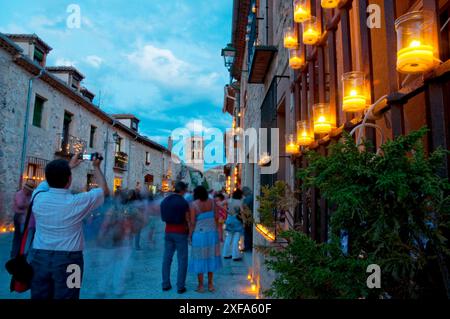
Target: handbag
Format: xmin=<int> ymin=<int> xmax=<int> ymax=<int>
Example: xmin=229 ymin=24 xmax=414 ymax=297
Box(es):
xmin=5 ymin=191 xmax=45 ymax=293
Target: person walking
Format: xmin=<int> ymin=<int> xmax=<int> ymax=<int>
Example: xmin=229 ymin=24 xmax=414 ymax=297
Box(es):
xmin=96 ymin=190 xmax=134 ymax=297
xmin=213 ymin=193 xmax=227 ymax=243
xmin=189 ymin=186 xmax=222 ymax=293
xmin=160 ymin=182 xmax=190 ymax=294
xmin=29 ymin=153 xmax=108 ymax=299
xmin=222 ymin=189 xmax=244 ymax=261
xmin=10 ymin=181 xmax=35 ymax=258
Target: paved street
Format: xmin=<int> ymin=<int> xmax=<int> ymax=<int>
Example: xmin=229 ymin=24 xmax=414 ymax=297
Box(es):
xmin=0 ymin=221 xmax=255 ymax=299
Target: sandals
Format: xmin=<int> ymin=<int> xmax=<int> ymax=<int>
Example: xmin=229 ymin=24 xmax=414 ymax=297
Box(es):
xmin=195 ymin=287 xmax=206 ymax=293
xmin=208 ymin=286 xmax=216 ymax=292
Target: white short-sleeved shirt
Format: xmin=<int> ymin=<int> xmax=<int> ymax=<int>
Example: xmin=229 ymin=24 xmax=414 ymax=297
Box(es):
xmin=32 ymin=181 xmax=105 ymax=252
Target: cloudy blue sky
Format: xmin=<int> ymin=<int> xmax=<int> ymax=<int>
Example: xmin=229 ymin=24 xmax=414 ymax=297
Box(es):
xmin=0 ymin=0 xmax=233 ymax=155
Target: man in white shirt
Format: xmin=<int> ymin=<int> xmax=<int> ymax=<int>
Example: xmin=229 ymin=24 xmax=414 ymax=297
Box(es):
xmin=29 ymin=153 xmax=109 ymax=299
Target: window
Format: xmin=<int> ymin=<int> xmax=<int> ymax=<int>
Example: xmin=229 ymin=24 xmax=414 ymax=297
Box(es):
xmin=131 ymin=120 xmax=138 ymax=131
xmin=145 ymin=152 xmax=151 ymax=165
xmin=71 ymin=77 xmax=80 ymax=90
xmin=32 ymin=96 xmax=45 ymax=127
xmin=33 ymin=47 xmax=44 ymax=65
xmin=89 ymin=125 xmax=96 ymax=148
xmin=115 ymin=137 xmax=122 ymax=153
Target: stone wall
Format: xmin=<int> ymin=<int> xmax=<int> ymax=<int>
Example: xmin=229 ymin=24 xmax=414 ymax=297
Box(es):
xmin=0 ymin=46 xmax=175 ymax=224
xmin=239 ymin=0 xmax=294 ymax=297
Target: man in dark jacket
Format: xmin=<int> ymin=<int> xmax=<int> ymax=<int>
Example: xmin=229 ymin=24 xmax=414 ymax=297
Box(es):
xmin=160 ymin=182 xmax=190 ymax=294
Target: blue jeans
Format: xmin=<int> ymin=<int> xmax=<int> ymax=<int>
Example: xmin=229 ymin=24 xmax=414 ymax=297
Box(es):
xmin=29 ymin=249 xmax=84 ymax=299
xmin=162 ymin=233 xmax=188 ymax=291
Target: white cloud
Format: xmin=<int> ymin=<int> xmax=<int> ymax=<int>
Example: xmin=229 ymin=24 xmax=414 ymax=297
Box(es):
xmin=29 ymin=15 xmax=62 ymax=29
xmin=85 ymin=55 xmax=103 ymax=68
xmin=55 ymin=58 xmax=76 ymax=66
xmin=127 ymin=44 xmax=191 ymax=86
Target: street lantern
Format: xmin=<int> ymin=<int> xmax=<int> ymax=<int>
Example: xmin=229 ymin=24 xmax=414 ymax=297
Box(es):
xmin=221 ymin=43 xmax=237 ymax=72
xmin=112 ymin=132 xmax=120 ymax=143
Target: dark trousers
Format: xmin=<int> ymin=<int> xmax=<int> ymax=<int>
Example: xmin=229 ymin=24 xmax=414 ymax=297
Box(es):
xmin=10 ymin=214 xmax=23 ymax=258
xmin=244 ymin=225 xmax=253 ymax=251
xmin=30 ymin=249 xmax=84 ymax=299
xmin=162 ymin=233 xmax=188 ymax=291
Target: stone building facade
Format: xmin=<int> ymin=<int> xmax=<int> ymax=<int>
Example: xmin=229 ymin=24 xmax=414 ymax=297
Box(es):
xmin=0 ymin=33 xmax=180 ymax=226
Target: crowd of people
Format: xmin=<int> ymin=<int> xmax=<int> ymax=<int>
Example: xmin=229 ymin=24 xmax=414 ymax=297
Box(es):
xmin=8 ymin=153 xmax=254 ymax=299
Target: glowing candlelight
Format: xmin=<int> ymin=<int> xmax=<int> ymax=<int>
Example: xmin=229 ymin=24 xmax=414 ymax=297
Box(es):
xmin=395 ymin=11 xmax=438 ymax=74
xmin=321 ymin=0 xmax=341 ymax=9
xmin=313 ymin=103 xmax=333 ymax=134
xmin=289 ymin=48 xmax=304 ymax=70
xmin=293 ymin=0 xmax=310 ymax=23
xmin=284 ymin=26 xmax=298 ymax=49
xmin=342 ymin=71 xmax=367 ymax=113
xmin=297 ymin=121 xmax=314 ymax=146
xmin=302 ymin=17 xmax=320 ymax=45
xmin=285 ymin=134 xmax=300 ymax=155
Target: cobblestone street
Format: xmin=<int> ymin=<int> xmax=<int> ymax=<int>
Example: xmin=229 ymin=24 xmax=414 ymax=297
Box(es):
xmin=0 ymin=221 xmax=256 ymax=299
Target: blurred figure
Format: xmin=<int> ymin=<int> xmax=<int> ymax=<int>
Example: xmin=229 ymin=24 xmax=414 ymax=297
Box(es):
xmin=160 ymin=182 xmax=190 ymax=294
xmin=145 ymin=192 xmax=158 ymax=248
xmin=10 ymin=181 xmax=35 ymax=258
xmin=242 ymin=187 xmax=254 ymax=252
xmin=96 ymin=190 xmax=137 ymax=297
xmin=184 ymin=190 xmax=194 ymax=204
xmin=213 ymin=193 xmax=227 ymax=242
xmin=189 ymin=186 xmax=222 ymax=292
xmin=222 ymin=189 xmax=244 ymax=261
xmin=129 ymin=190 xmax=145 ymax=250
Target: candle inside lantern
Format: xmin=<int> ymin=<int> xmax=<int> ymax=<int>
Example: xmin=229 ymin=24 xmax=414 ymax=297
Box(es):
xmin=395 ymin=11 xmax=438 ymax=74
xmin=285 ymin=134 xmax=300 ymax=155
xmin=293 ymin=0 xmax=310 ymax=23
xmin=284 ymin=26 xmax=298 ymax=49
xmin=313 ymin=103 xmax=333 ymax=134
xmin=342 ymin=71 xmax=367 ymax=113
xmin=289 ymin=48 xmax=304 ymax=70
xmin=297 ymin=121 xmax=314 ymax=146
xmin=321 ymin=0 xmax=340 ymax=9
xmin=302 ymin=17 xmax=320 ymax=45
xmin=397 ymin=40 xmax=435 ymax=74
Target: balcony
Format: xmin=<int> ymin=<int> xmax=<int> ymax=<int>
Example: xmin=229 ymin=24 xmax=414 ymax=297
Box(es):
xmin=55 ymin=134 xmax=87 ymax=157
xmin=114 ymin=151 xmax=128 ymax=171
xmin=247 ymin=3 xmax=277 ymax=84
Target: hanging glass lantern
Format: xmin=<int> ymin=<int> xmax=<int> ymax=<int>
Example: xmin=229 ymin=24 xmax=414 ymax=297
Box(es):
xmin=293 ymin=0 xmax=310 ymax=23
xmin=302 ymin=17 xmax=321 ymax=45
xmin=321 ymin=0 xmax=341 ymax=9
xmin=285 ymin=134 xmax=300 ymax=155
xmin=284 ymin=26 xmax=298 ymax=49
xmin=289 ymin=48 xmax=304 ymax=69
xmin=342 ymin=71 xmax=367 ymax=113
xmin=313 ymin=103 xmax=333 ymax=134
xmin=297 ymin=121 xmax=314 ymax=146
xmin=395 ymin=11 xmax=438 ymax=74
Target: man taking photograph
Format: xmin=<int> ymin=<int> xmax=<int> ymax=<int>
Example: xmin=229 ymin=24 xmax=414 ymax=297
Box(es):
xmin=29 ymin=153 xmax=109 ymax=299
